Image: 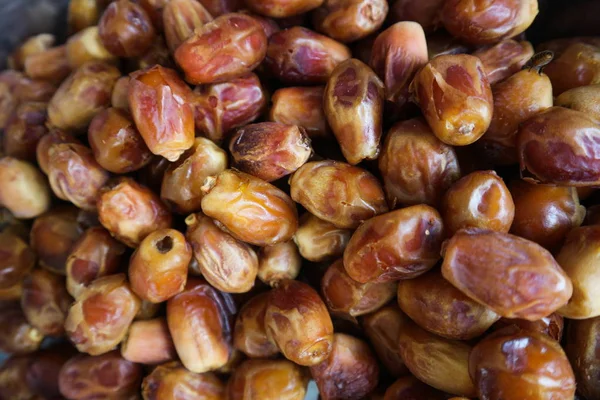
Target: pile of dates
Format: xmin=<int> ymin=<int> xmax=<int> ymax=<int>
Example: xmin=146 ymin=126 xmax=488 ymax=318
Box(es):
xmin=1 ymin=0 xmax=600 ymax=399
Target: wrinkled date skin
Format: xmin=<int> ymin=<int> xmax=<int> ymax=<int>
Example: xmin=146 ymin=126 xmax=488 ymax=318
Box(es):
xmin=378 ymin=118 xmax=461 ymax=208
xmin=163 ymin=0 xmax=213 ymax=53
xmin=310 ymin=333 xmax=379 ymax=400
xmin=21 ymin=268 xmax=72 ymax=336
xmin=264 ymin=27 xmax=351 ymax=85
xmin=398 ymin=318 xmax=476 ymax=397
xmin=264 ymin=279 xmax=334 ymax=366
xmin=0 ymin=157 xmax=51 ymax=219
xmin=161 ymin=137 xmax=228 ymax=214
xmin=441 ymin=171 xmax=515 ymax=236
xmin=441 ymin=0 xmax=539 ymax=45
xmin=321 ymin=259 xmax=396 ymax=321
xmin=543 ymin=43 xmax=600 ymax=96
xmin=565 ymin=316 xmax=600 ymax=400
xmin=48 ymin=61 xmax=120 ymax=132
xmin=166 ymin=279 xmax=236 ymax=373
xmin=192 ymin=72 xmax=267 ymax=144
xmin=290 ymin=160 xmax=388 ymax=229
xmin=370 ymin=22 xmax=428 ymax=107
xmin=65 ymin=274 xmax=141 ymax=355
xmin=175 ymin=13 xmax=268 ymax=85
xmin=142 ymin=361 xmax=225 ymax=400
xmin=185 ymin=213 xmax=258 ymax=294
xmin=343 ymin=205 xmax=445 ymax=283
xmin=0 ymin=306 xmax=44 ymax=355
xmin=233 ymin=292 xmax=279 ymax=358
xmin=479 ymin=67 xmax=553 ymax=165
xmin=59 ymin=350 xmax=143 ymax=400
xmin=228 ymin=359 xmax=308 ymax=400
xmin=441 ymin=229 xmax=573 ymax=320
xmin=66 ymin=226 xmax=126 ymax=299
xmin=245 ymin=0 xmax=323 ymax=18
xmin=47 ymin=143 xmax=110 ymax=211
xmin=201 ymin=169 xmax=298 ymax=246
xmin=36 ymin=129 xmax=80 ymax=174
xmin=384 ymin=375 xmax=448 ymax=400
xmin=556 ymin=84 xmax=600 ymax=123
xmin=3 ymin=101 xmax=48 ymax=162
xmin=324 ymin=59 xmax=385 ymax=164
xmin=229 ymin=122 xmax=312 ymax=182
xmin=409 ymin=54 xmax=493 ymax=146
xmin=257 ymin=241 xmax=301 ymax=286
xmin=492 ymin=313 xmax=564 ymax=341
xmin=313 ymin=0 xmax=389 ymax=43
xmin=23 ymin=46 xmax=71 ymax=83
xmin=98 ymin=177 xmax=173 ymax=247
xmin=0 ymin=231 xmax=35 ymax=289
xmin=397 ymin=269 xmax=500 ymax=340
xmin=269 ymin=86 xmax=330 ymax=139
xmin=293 ymin=213 xmax=352 ymax=262
xmin=129 ymin=65 xmax=195 ymax=162
xmin=88 ymin=107 xmax=153 ymax=174
xmin=360 ymin=305 xmax=410 ymax=378
xmin=509 ymin=180 xmax=585 ymax=251
xmin=472 ymin=39 xmax=534 ymax=85
xmin=469 ymin=327 xmax=576 ymax=400
xmin=517 ymin=107 xmax=600 ymax=186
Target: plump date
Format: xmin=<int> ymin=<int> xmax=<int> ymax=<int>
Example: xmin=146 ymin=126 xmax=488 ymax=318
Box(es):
xmin=233 ymin=292 xmax=279 ymax=358
xmin=228 ymin=359 xmax=308 ymax=400
xmin=98 ymin=0 xmax=156 ymax=57
xmin=472 ymin=39 xmax=534 ymax=85
xmin=0 ymin=157 xmax=50 ymax=219
xmin=3 ymin=101 xmax=49 ymax=162
xmin=293 ymin=213 xmax=351 ymax=262
xmin=565 ymin=316 xmax=600 ymax=400
xmin=269 ymin=86 xmax=330 ymax=139
xmin=142 ymin=361 xmax=225 ymax=400
xmin=162 ymin=0 xmax=213 ymax=52
xmin=312 ymin=0 xmax=389 ymax=43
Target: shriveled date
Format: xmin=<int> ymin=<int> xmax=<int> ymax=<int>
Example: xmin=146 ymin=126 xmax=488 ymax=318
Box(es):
xmin=441 ymin=229 xmax=573 ymax=320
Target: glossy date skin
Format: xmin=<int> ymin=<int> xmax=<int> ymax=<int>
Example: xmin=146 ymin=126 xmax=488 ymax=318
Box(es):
xmin=469 ymin=327 xmax=576 ymax=400
xmin=3 ymin=101 xmax=48 ymax=162
xmin=517 ymin=106 xmax=600 ymax=187
xmin=175 ymin=13 xmax=268 ymax=85
xmin=257 ymin=241 xmax=301 ymax=287
xmin=142 ymin=361 xmax=225 ymax=400
xmin=324 ymin=59 xmax=384 ymax=165
xmin=269 ymin=86 xmax=330 ymax=139
xmin=441 ymin=229 xmax=573 ymax=320
xmin=565 ymin=316 xmax=600 ymax=400
xmin=233 ymin=292 xmax=279 ymax=358
xmin=98 ymin=0 xmax=155 ymax=57
xmin=472 ymin=39 xmax=534 ymax=85
xmin=290 ymin=160 xmax=388 ymax=229
xmin=36 ymin=129 xmax=79 ymax=174
xmin=312 ymin=0 xmax=389 ymax=43
xmin=491 ymin=313 xmax=564 ymax=341
xmin=293 ymin=213 xmax=351 ymax=262
xmin=543 ymin=42 xmax=600 ymax=96
xmin=228 ymin=359 xmax=308 ymax=400
xmin=163 ymin=0 xmax=213 ymax=53
xmin=343 ymin=205 xmax=445 ymax=283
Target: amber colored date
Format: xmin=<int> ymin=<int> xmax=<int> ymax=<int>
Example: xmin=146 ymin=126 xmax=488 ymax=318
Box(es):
xmin=565 ymin=316 xmax=600 ymax=400
xmin=469 ymin=326 xmax=575 ymax=400
xmin=121 ymin=318 xmax=177 ymax=365
xmin=257 ymin=241 xmax=301 ymax=287
xmin=9 ymin=33 xmax=54 ymax=70
xmin=142 ymin=361 xmax=225 ymax=400
xmin=543 ymin=42 xmax=600 ymax=96
xmin=175 ymin=13 xmax=267 ymax=84
xmin=269 ymin=86 xmax=330 ymax=139
xmin=3 ymin=101 xmax=48 ymax=162
xmin=163 ymin=0 xmax=213 ymax=52
xmin=0 ymin=231 xmax=35 ymax=289
xmin=201 ymin=169 xmax=298 ymax=246
xmin=555 ymin=84 xmax=600 ymax=123
xmin=233 ymin=292 xmax=279 ymax=358
xmin=492 ymin=313 xmax=564 ymax=341
xmin=68 ymin=0 xmax=102 ymax=33
xmin=472 ymin=39 xmax=534 ymax=85
xmin=0 ymin=306 xmax=44 ymax=355
xmin=313 ymin=0 xmax=389 ymax=43
xmin=228 ymin=359 xmax=308 ymax=400
xmin=36 ymin=129 xmax=79 ymax=174
xmin=98 ymin=0 xmax=155 ymax=57
xmin=343 ymin=205 xmax=444 ymax=283
xmin=0 ymin=157 xmax=51 ymax=219
xmin=293 ymin=213 xmax=351 ymax=262
xmin=324 ymin=59 xmax=384 ymax=164
xmin=384 ymin=375 xmax=448 ymax=400
xmin=24 ymin=45 xmax=71 ymax=83
xmin=441 ymin=229 xmax=573 ymax=320
xmin=290 ymin=160 xmax=388 ymax=229
xmin=66 ymin=26 xmax=117 ymax=68
xmin=245 ymin=0 xmax=322 ymax=18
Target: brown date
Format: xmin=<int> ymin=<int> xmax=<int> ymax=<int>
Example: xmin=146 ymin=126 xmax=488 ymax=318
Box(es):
xmin=543 ymin=42 xmax=600 ymax=96
xmin=175 ymin=13 xmax=267 ymax=84
xmin=66 ymin=26 xmax=116 ymax=68
xmin=397 ymin=269 xmax=500 ymax=340
xmin=0 ymin=305 xmax=44 ymax=355
xmin=12 ymin=74 xmax=57 ymax=103
xmin=0 ymin=356 xmax=37 ymax=400
xmin=389 ymin=0 xmax=444 ymax=32
xmin=9 ymin=33 xmax=54 ymax=70
xmin=469 ymin=326 xmax=575 ymax=400
xmin=343 ymin=205 xmax=444 ymax=283
xmin=167 ymin=278 xmax=236 ymax=373
xmin=195 ymin=0 xmax=241 ymax=16
xmin=163 ymin=0 xmax=213 ymax=53
xmin=233 ymin=292 xmax=279 ymax=358
xmin=36 ymin=129 xmax=79 ymax=174
xmin=98 ymin=177 xmax=173 ymax=247
xmin=26 ymin=346 xmax=75 ymax=399
xmin=47 ymin=143 xmax=110 ymax=210
xmin=324 ymin=58 xmax=384 ymax=164
xmin=192 ymin=72 xmax=266 ymax=144
xmin=128 ymin=65 xmax=195 ymax=162
xmin=290 ymin=160 xmax=388 ymax=229
xmin=472 ymin=39 xmax=534 ymax=85
xmin=264 ymin=27 xmax=351 ymax=85
xmin=491 ymin=313 xmax=564 ymax=341
xmin=65 ymin=274 xmax=141 ymax=355
xmin=161 ymin=137 xmax=228 ymax=214
xmin=98 ymin=0 xmax=155 ymax=57
xmin=121 ymin=318 xmax=177 ymax=365
xmin=257 ymin=241 xmax=301 ymax=287
xmin=129 ymin=229 xmax=191 ymax=303
xmin=361 ymin=305 xmax=410 ymax=378
xmin=59 ymin=350 xmax=143 ymax=400
xmin=517 ymin=106 xmax=600 ymax=186
xmin=21 ymin=268 xmax=72 ymax=336
xmin=142 ymin=361 xmax=225 ymax=400
xmin=0 ymin=81 xmax=16 ymax=130
xmin=441 ymin=171 xmax=515 ymax=236
xmin=3 ymin=101 xmax=48 ymax=161
xmin=310 ymin=333 xmax=379 ymax=400
xmin=24 ymin=45 xmax=71 ymax=83
xmin=111 ymin=76 xmax=130 ymax=110
xmin=68 ymin=0 xmax=103 ymax=33
xmin=129 ymin=36 xmax=174 ymax=70
xmin=228 ymin=358 xmax=308 ymax=400
xmin=370 ymin=22 xmax=428 ymax=107
xmin=201 ymin=169 xmax=298 ymax=246
xmin=31 ymin=206 xmax=81 ymax=275
xmin=409 ymin=54 xmax=493 ymax=146
xmin=441 ymin=229 xmax=573 ymax=320
xmin=509 ymin=180 xmax=584 ymax=250
xmin=88 ymin=107 xmax=153 ymax=174
xmin=379 ymin=118 xmax=461 ymax=208
xmin=565 ymin=316 xmax=600 ymax=400
xmin=0 ymin=157 xmax=50 ymax=219
xmin=293 ymin=213 xmax=352 ymax=262
xmin=269 ymin=86 xmax=330 ymax=139
xmin=0 ymin=282 xmax=24 ymax=302
xmin=441 ymin=0 xmax=538 ymax=45
xmin=384 ymin=375 xmax=448 ymax=400
xmin=245 ymin=0 xmax=322 ymax=18
xmin=313 ymin=0 xmax=389 ymax=43
xmin=322 ymin=259 xmax=396 ymax=321
xmin=0 ymin=231 xmax=35 ymax=289
xmin=47 ymin=61 xmax=120 ymax=132
xmin=229 ymin=122 xmax=312 ymax=182
xmin=556 ymin=84 xmax=600 ymax=123
xmin=264 ymin=279 xmax=333 ymax=366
